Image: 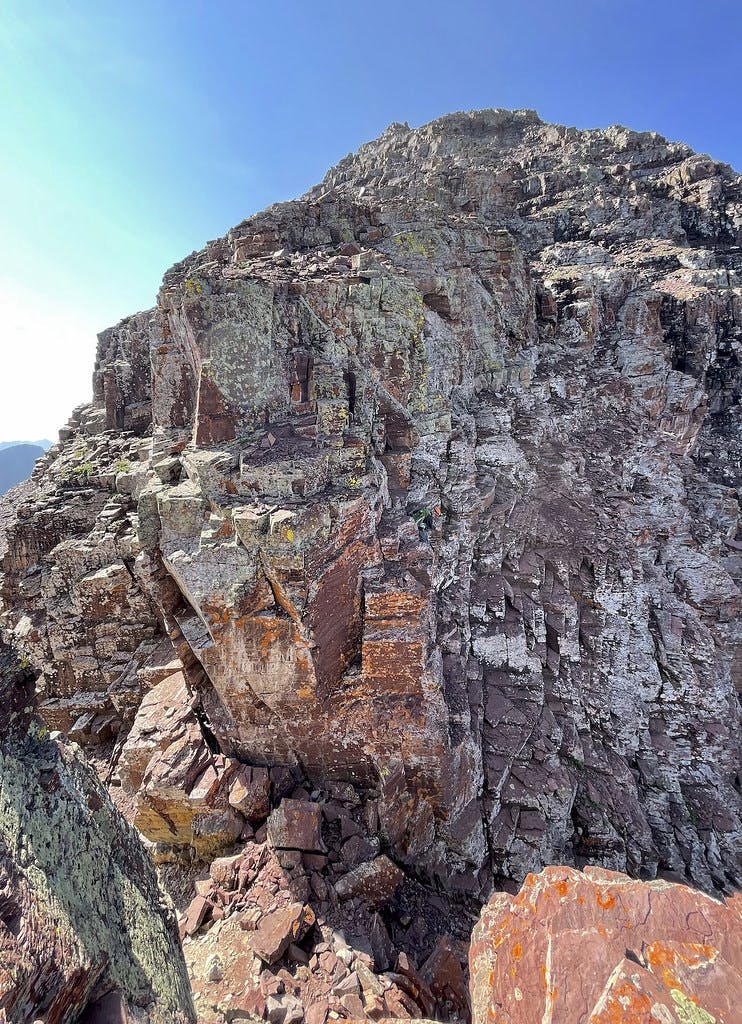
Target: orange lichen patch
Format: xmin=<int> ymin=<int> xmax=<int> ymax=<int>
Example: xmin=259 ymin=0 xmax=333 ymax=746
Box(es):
xmin=294 ymin=650 xmax=312 ymax=675
xmin=205 ymin=602 xmax=232 ymax=627
xmin=364 ymin=589 xmax=428 ymax=620
xmin=588 ymin=976 xmax=653 ymax=1023
xmin=647 ymin=942 xmax=717 ymax=970
xmin=512 ymin=942 xmax=523 ymax=961
xmin=645 ymin=940 xmax=719 ymax=991
xmin=554 ymin=879 xmax=569 ymax=898
xmin=596 ymin=890 xmax=616 ymax=910
xmin=257 ymin=617 xmax=289 ymax=659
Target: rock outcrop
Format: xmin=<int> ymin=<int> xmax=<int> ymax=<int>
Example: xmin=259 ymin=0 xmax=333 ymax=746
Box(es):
xmin=0 ymin=109 xmax=740 ymax=913
xmin=0 ymin=638 xmax=195 ymax=1022
xmin=469 ymin=866 xmax=742 ymax=1024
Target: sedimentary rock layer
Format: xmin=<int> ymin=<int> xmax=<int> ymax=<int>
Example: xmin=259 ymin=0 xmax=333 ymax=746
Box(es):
xmin=1 ymin=109 xmax=740 ymax=899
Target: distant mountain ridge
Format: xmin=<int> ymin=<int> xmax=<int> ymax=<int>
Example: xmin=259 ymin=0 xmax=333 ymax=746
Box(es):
xmin=0 ymin=439 xmax=52 ymax=451
xmin=0 ymin=443 xmax=45 ymax=495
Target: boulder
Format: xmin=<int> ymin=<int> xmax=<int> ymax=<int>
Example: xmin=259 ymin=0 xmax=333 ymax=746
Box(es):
xmin=469 ymin=866 xmax=742 ymax=1024
xmin=334 ymin=855 xmax=404 ymax=907
xmin=267 ymin=799 xmax=324 ymax=852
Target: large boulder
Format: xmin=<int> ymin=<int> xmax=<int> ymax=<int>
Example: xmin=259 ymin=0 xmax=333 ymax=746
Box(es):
xmin=469 ymin=866 xmax=742 ymax=1024
xmin=0 ymin=640 xmax=195 ymax=1022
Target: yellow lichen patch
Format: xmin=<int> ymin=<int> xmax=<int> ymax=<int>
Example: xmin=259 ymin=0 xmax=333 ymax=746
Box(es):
xmin=395 ymin=231 xmax=434 ymax=258
xmin=670 ymin=989 xmax=717 ymax=1024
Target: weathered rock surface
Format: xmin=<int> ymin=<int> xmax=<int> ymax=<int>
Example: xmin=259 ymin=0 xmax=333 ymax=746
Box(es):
xmin=1 ymin=109 xmax=741 ymax=904
xmin=469 ymin=865 xmax=742 ymax=1024
xmin=0 ymin=638 xmax=195 ymax=1022
xmin=176 ymin=826 xmax=470 ymax=1024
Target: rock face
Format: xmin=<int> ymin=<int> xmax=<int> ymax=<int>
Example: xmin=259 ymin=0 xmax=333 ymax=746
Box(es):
xmin=469 ymin=865 xmax=742 ymax=1024
xmin=0 ymin=638 xmax=195 ymax=1022
xmin=0 ymin=109 xmax=741 ymax=901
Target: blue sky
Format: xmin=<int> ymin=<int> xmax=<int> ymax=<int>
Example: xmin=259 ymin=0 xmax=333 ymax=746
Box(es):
xmin=1 ymin=0 xmax=740 ymax=439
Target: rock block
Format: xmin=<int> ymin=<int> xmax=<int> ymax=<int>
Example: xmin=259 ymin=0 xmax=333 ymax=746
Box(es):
xmin=228 ymin=764 xmax=271 ymax=823
xmin=334 ymin=856 xmax=404 ymax=907
xmin=267 ymin=799 xmax=324 ymax=852
xmin=469 ymin=866 xmax=742 ymax=1024
xmin=251 ymin=902 xmax=316 ymax=964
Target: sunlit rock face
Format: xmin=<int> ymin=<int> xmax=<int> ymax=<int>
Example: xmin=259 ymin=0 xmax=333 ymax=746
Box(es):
xmin=469 ymin=866 xmax=742 ymax=1024
xmin=1 ymin=109 xmax=740 ymax=897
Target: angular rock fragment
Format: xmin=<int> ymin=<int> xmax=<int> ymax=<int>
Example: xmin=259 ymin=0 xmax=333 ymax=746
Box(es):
xmin=251 ymin=902 xmax=316 ymax=964
xmin=267 ymin=799 xmax=324 ymax=852
xmin=228 ymin=764 xmax=271 ymax=822
xmin=334 ymin=855 xmax=404 ymax=906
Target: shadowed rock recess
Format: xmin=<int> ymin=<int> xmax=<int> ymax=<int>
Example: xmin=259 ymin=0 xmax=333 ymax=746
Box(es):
xmin=0 ymin=108 xmax=741 ymax=1019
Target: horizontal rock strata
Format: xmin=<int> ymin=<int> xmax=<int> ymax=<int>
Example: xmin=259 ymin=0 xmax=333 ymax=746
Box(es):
xmin=0 ymin=109 xmax=740 ymax=916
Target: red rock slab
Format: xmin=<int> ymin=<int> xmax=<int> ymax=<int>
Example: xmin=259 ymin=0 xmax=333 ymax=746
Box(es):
xmin=251 ymin=901 xmax=316 ymax=964
xmin=334 ymin=855 xmax=404 ymax=907
xmin=469 ymin=866 xmax=742 ymax=1024
xmin=267 ymin=798 xmax=324 ymax=852
xmin=179 ymin=894 xmax=212 ymax=938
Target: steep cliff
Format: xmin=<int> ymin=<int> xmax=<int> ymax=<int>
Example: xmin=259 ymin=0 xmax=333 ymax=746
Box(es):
xmin=1 ymin=110 xmax=740 ymax=908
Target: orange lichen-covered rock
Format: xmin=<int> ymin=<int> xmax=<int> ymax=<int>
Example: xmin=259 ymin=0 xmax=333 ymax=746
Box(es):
xmin=469 ymin=866 xmax=742 ymax=1024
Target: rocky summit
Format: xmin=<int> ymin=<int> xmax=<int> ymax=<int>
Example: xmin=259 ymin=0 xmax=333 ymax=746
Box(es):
xmin=0 ymin=109 xmax=740 ymax=1022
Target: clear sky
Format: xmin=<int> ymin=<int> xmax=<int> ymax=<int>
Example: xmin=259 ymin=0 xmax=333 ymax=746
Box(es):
xmin=1 ymin=0 xmax=740 ymax=441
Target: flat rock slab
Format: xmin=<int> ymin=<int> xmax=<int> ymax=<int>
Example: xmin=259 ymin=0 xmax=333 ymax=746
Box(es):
xmin=469 ymin=866 xmax=742 ymax=1024
xmin=267 ymin=799 xmax=324 ymax=852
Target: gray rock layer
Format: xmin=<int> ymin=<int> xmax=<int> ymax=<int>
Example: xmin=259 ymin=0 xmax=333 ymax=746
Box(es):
xmin=1 ymin=109 xmax=740 ymax=898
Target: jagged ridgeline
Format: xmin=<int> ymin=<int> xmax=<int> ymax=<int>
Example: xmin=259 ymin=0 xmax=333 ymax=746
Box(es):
xmin=1 ymin=107 xmax=741 ymax=1021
